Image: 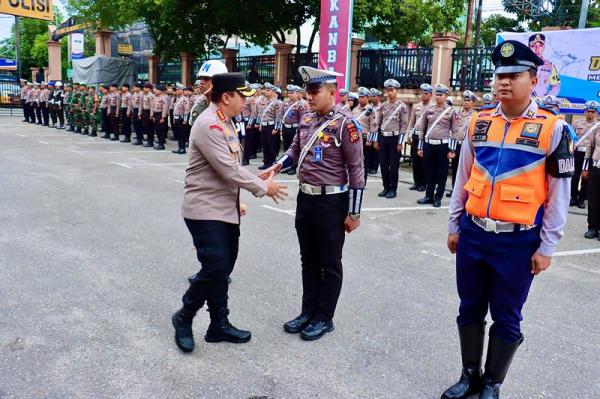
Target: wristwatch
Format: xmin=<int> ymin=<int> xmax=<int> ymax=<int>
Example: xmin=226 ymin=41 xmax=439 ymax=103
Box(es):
xmin=349 ymin=213 xmax=360 ymax=221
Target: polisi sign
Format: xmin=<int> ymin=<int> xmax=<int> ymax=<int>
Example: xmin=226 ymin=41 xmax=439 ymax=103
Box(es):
xmin=0 ymin=0 xmax=53 ymax=21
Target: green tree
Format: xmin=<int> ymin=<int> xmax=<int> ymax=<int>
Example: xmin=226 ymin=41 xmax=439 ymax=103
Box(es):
xmin=480 ymin=14 xmax=525 ymax=46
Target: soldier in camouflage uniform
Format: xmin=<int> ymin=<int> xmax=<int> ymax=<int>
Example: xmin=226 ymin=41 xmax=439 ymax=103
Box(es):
xmin=77 ymin=84 xmax=89 ymax=134
xmin=85 ymin=86 xmax=100 ymax=136
xmin=65 ymin=84 xmax=75 ymax=131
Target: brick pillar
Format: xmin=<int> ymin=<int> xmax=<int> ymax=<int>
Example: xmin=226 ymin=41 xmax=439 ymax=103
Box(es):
xmin=148 ymin=55 xmax=160 ymax=84
xmin=46 ymin=40 xmax=62 ymax=81
xmin=31 ymin=67 xmax=40 ymax=83
xmin=180 ymin=52 xmax=194 ymax=86
xmin=431 ymin=32 xmax=459 ymax=87
xmin=94 ymin=30 xmax=112 ymax=56
xmin=349 ymin=38 xmax=365 ymax=91
xmin=273 ymin=43 xmax=294 ymax=88
xmin=220 ymin=48 xmax=239 ymax=74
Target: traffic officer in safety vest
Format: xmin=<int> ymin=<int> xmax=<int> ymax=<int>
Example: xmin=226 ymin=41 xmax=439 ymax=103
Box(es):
xmin=442 ymin=40 xmax=574 ymax=399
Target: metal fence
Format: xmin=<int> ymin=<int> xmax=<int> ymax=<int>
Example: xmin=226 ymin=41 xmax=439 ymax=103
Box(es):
xmin=450 ymin=47 xmax=495 ymax=92
xmin=158 ymin=60 xmax=182 ymax=85
xmin=287 ymin=53 xmax=319 ymax=85
xmin=0 ymin=81 xmax=20 ymax=105
xmin=234 ymin=55 xmax=275 ymax=84
xmin=357 ymin=48 xmax=433 ymax=88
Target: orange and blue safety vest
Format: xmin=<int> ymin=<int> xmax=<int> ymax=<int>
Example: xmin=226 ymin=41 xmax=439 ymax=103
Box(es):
xmin=463 ymin=106 xmax=560 ymax=225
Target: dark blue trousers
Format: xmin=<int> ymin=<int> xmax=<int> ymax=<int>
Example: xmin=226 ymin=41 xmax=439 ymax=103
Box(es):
xmin=456 ymin=214 xmax=541 ymax=343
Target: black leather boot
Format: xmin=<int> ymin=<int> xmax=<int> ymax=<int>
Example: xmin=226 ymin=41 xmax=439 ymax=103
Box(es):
xmin=204 ymin=307 xmax=251 ymax=343
xmin=441 ymin=323 xmax=485 ymax=399
xmin=479 ymin=332 xmax=523 ymax=399
xmin=171 ymin=308 xmax=196 ymax=353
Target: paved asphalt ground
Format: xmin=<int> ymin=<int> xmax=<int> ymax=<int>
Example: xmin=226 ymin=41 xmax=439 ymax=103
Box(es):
xmin=0 ymin=115 xmax=599 ymax=399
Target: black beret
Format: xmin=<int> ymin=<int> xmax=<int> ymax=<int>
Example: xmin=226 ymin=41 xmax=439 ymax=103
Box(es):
xmin=492 ymin=40 xmax=544 ymax=74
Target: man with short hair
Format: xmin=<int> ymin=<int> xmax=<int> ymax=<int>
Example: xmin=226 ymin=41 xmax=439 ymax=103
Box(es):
xmin=171 ymin=73 xmax=287 ymax=353
xmin=571 ymin=101 xmax=598 ymax=209
xmin=407 ymin=84 xmax=432 ymax=191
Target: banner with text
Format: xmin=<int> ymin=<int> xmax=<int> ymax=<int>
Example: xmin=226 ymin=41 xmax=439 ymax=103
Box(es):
xmin=498 ymin=28 xmax=600 ymax=113
xmin=318 ymin=0 xmax=354 ymax=89
xmin=71 ymin=32 xmax=84 ymax=60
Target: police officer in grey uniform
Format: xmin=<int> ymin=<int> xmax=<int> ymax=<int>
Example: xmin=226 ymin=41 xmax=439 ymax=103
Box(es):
xmin=172 ymin=73 xmax=287 ymax=353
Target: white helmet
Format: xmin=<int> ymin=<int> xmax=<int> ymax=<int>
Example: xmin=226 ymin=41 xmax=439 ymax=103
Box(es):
xmin=55 ymin=81 xmax=63 ymax=87
xmin=196 ymin=60 xmax=228 ymax=78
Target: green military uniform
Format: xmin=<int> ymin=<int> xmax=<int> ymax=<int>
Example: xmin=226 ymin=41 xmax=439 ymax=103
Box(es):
xmin=65 ymin=90 xmax=74 ymax=131
xmin=75 ymin=85 xmax=88 ymax=133
xmin=87 ymin=91 xmax=100 ymax=136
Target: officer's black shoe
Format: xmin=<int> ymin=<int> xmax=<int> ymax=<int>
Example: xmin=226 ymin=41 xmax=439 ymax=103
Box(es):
xmin=83 ymin=128 xmax=89 ymax=135
xmin=433 ymin=199 xmax=442 ymax=208
xmin=89 ymin=131 xmax=97 ymax=137
xmin=417 ymin=185 xmax=426 ymax=192
xmin=242 ymin=160 xmax=250 ymax=165
xmin=132 ymin=140 xmax=143 ymax=145
xmin=172 ymin=309 xmax=195 ymax=353
xmin=143 ymin=142 xmax=154 ymax=147
xmin=441 ymin=323 xmax=485 ymax=399
xmin=110 ymin=136 xmax=118 ymax=141
xmin=385 ymin=190 xmax=397 ymax=199
xmin=120 ymin=138 xmax=131 ymax=143
xmin=584 ymin=229 xmax=598 ymax=239
xmin=76 ymin=127 xmax=81 ymax=133
xmin=67 ymin=126 xmax=74 ymax=132
xmin=569 ymin=198 xmax=577 ymax=207
xmin=286 ymin=169 xmax=296 ymax=175
xmin=257 ymin=164 xmax=268 ymax=170
xmin=378 ymin=189 xmax=388 ymax=197
xmin=577 ymin=201 xmax=586 ymax=209
xmin=205 ymin=308 xmax=251 ymax=344
xmin=154 ymin=145 xmax=165 ymax=150
xmin=250 ymin=154 xmax=257 ymax=159
xmin=283 ymin=313 xmax=312 ymax=334
xmin=368 ymin=169 xmax=378 ymax=175
xmin=300 ymin=319 xmax=335 ymax=341
xmin=446 ymin=190 xmax=453 ymax=198
xmin=101 ymin=134 xmax=109 ymax=139
xmin=409 ymin=184 xmax=418 ymax=191
xmin=479 ymin=333 xmax=523 ymax=399
xmin=417 ymin=197 xmax=433 ymax=205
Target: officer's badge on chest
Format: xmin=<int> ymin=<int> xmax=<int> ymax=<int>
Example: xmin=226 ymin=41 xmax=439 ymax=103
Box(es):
xmin=520 ymin=123 xmax=542 ymax=139
xmin=472 ymin=119 xmax=491 ymax=142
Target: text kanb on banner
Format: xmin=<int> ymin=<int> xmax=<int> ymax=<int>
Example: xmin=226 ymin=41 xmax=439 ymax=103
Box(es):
xmin=319 ymin=0 xmax=354 ymax=89
xmin=0 ymin=0 xmax=53 ymax=21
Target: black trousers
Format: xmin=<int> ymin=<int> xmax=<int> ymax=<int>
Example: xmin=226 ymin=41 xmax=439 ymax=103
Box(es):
xmin=169 ymin=109 xmax=174 ymax=137
xmin=450 ymin=143 xmax=462 ymax=190
xmin=50 ymin=105 xmax=57 ymax=126
xmin=41 ymin=103 xmax=49 ymax=125
xmin=243 ymin=125 xmax=255 ymax=163
xmin=368 ymin=145 xmax=379 ymax=172
xmin=109 ymin=107 xmax=119 ymax=137
xmin=56 ymin=106 xmax=64 ymax=126
xmin=295 ymin=191 xmax=348 ymax=321
xmin=100 ymin=108 xmax=108 ymax=133
xmin=26 ymin=103 xmax=34 ymax=122
xmin=142 ymin=110 xmax=153 ymax=144
xmin=174 ymin=119 xmax=185 ymax=149
xmin=411 ymin=133 xmax=426 ymax=187
xmin=132 ymin=109 xmax=143 ymax=141
xmin=362 ymin=138 xmax=370 ymax=182
xmin=282 ymin=126 xmax=296 ymax=152
xmin=588 ymin=167 xmax=600 ymax=230
xmin=21 ymin=100 xmax=27 ymax=120
xmin=120 ymin=109 xmax=132 ymax=139
xmin=571 ymin=151 xmax=589 ymax=202
xmin=424 ymin=142 xmax=449 ymax=201
xmin=260 ymin=125 xmax=279 ymax=166
xmin=182 ymin=219 xmax=240 ymax=314
xmin=154 ymin=112 xmax=166 ymax=145
xmin=379 ymin=135 xmax=401 ymax=191
xmin=35 ymin=104 xmax=42 ymax=124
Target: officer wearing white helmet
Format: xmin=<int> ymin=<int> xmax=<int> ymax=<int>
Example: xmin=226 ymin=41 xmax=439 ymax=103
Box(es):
xmin=189 ymin=60 xmax=228 ymax=125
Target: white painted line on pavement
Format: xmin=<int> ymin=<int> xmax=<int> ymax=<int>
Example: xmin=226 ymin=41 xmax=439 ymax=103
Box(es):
xmin=261 ymin=205 xmax=296 ymax=216
xmin=421 ymin=250 xmax=453 ymax=262
xmin=38 ymin=140 xmax=49 ymax=145
xmin=554 ymin=248 xmax=600 ymax=257
xmin=111 ymin=162 xmax=133 ymax=169
xmin=15 ymin=134 xmax=26 ymax=137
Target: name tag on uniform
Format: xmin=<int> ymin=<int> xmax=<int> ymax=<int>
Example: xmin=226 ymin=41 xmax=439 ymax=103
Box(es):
xmin=313 ymin=146 xmax=323 ymax=162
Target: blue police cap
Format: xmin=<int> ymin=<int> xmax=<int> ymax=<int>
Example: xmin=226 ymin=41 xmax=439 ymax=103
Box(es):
xmin=492 ymin=40 xmax=544 ymax=74
xmin=420 ymin=84 xmax=433 ymax=93
xmin=585 ymin=100 xmax=599 ymax=111
xmin=357 ymin=87 xmax=370 ymax=97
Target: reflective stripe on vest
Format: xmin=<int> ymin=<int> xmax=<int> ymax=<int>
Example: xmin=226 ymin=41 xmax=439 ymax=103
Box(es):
xmin=464 ymin=108 xmax=558 ymax=225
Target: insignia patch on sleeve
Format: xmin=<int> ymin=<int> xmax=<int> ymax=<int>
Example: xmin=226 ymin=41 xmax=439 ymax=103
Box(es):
xmin=474 ymin=120 xmax=491 ymax=136
xmin=521 ymin=123 xmax=542 ymax=139
xmin=347 ymin=122 xmax=360 ymax=143
xmin=209 ymin=124 xmax=223 ymax=132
